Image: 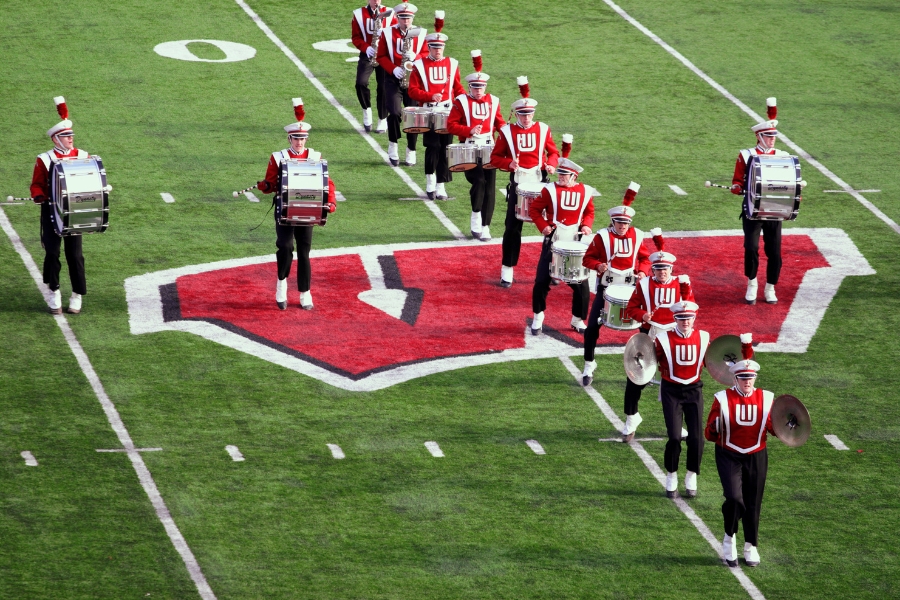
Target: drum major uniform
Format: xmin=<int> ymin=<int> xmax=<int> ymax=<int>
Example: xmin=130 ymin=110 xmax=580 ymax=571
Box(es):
xmin=351 ymin=0 xmax=397 ymax=133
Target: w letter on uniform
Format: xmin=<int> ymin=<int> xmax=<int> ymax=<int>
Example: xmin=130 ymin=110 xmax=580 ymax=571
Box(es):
xmin=472 ymin=103 xmax=490 ymax=119
xmin=675 ymin=345 xmax=696 ymax=366
xmin=654 ymin=288 xmax=676 ymax=307
xmin=614 ymin=238 xmax=633 ymax=257
xmin=735 ymin=405 xmax=758 ymax=426
xmin=516 ymin=133 xmax=537 ymax=152
xmin=559 ymin=191 xmax=582 ymax=210
xmin=428 ymin=66 xmax=448 ymax=83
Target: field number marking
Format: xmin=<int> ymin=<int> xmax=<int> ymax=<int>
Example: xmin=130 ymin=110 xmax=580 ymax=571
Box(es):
xmin=154 ymin=40 xmax=256 ymax=63
xmin=824 ymin=435 xmax=849 ymax=450
xmin=525 ymin=439 xmax=546 ymax=455
xmin=424 ymin=441 xmax=444 ymax=457
xmin=225 ymin=445 xmax=246 ymax=461
xmin=327 ymin=443 xmax=345 ymax=459
xmin=21 ymin=451 xmax=38 ymax=466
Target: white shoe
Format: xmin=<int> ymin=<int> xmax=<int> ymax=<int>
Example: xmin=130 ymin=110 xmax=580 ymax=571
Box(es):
xmin=570 ymin=316 xmax=587 ymax=334
xmin=405 ymin=148 xmax=417 ymax=166
xmin=387 ymin=142 xmax=399 ymax=166
xmin=764 ymin=283 xmax=777 ymax=304
xmin=425 ymin=173 xmax=436 ymax=199
xmin=375 ymin=118 xmax=388 ymax=133
xmin=500 ymin=265 xmax=513 ymax=288
xmin=275 ymin=278 xmax=287 ymax=310
xmin=300 ymin=290 xmax=313 ymax=310
xmin=745 ymin=277 xmax=758 ymax=304
xmin=582 ymin=360 xmax=597 ymax=387
xmin=743 ymin=542 xmax=760 ymax=567
xmin=531 ymin=311 xmax=544 ymax=335
xmin=723 ymin=535 xmax=738 ymax=567
xmin=362 ymin=107 xmax=372 ymax=131
xmin=435 ymin=182 xmax=447 ymax=199
xmin=665 ymin=471 xmax=678 ymax=498
xmin=48 ymin=289 xmax=62 ymax=314
xmin=67 ymin=292 xmax=82 ymax=314
xmin=470 ymin=212 xmax=483 ymax=238
xmin=684 ymin=470 xmax=697 ymax=498
xmin=480 ymin=225 xmax=492 ymax=241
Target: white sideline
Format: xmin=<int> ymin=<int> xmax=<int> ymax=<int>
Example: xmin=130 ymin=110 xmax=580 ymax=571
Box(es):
xmin=424 ymin=441 xmax=444 ymax=457
xmin=0 ymin=207 xmax=216 ymax=600
xmin=824 ymin=435 xmax=849 ymax=451
xmin=560 ymin=357 xmax=766 ymax=600
xmin=233 ymin=0 xmax=464 ymax=241
xmin=161 ymin=193 xmax=176 ymax=204
xmin=21 ymin=451 xmax=38 ymax=466
xmin=601 ymin=0 xmax=900 ymax=237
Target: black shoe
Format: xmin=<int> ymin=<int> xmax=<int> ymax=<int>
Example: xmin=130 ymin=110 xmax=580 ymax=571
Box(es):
xmin=623 ymin=432 xmax=635 ymax=443
xmin=725 ymin=559 xmax=738 ymax=568
xmin=683 ymin=489 xmax=697 ymax=499
xmin=500 ymin=279 xmax=512 ymax=288
xmin=277 ymin=301 xmax=287 ymax=310
xmin=571 ymin=323 xmax=586 ymax=334
xmin=582 ymin=375 xmax=593 ymax=387
xmin=389 ymin=158 xmax=399 ymax=167
xmin=426 ymin=191 xmax=435 ymax=200
xmin=530 ymin=326 xmax=541 ymax=336
xmin=666 ymin=490 xmax=678 ymax=499
xmin=364 ymin=124 xmax=372 ymax=132
xmin=48 ymin=307 xmax=63 ymax=315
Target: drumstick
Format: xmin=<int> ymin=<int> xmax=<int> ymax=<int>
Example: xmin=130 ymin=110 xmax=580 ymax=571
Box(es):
xmin=704 ymin=181 xmax=739 ymax=191
xmin=233 ymin=184 xmax=258 ymax=198
xmin=6 ymin=195 xmax=33 ymax=202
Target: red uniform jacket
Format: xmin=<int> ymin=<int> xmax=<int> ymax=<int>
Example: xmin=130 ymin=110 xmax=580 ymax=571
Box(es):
xmin=259 ymin=148 xmax=336 ymax=204
xmin=626 ymin=275 xmax=694 ymax=328
xmin=529 ymin=182 xmax=594 ymax=233
xmin=446 ymin=93 xmax=505 ymax=143
xmin=705 ymin=387 xmax=776 ymax=454
xmin=655 ymin=328 xmax=710 ymax=385
xmin=583 ymin=227 xmax=651 ymax=282
xmin=407 ymin=57 xmax=464 ymax=105
xmin=350 ymin=6 xmax=397 ymax=53
xmin=30 ymin=148 xmax=88 ymax=203
xmin=490 ymin=121 xmax=559 ymax=172
xmin=376 ymin=25 xmax=427 ymax=72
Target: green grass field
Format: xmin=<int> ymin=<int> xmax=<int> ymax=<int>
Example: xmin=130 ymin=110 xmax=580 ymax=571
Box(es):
xmin=2 ymin=0 xmax=899 ymax=598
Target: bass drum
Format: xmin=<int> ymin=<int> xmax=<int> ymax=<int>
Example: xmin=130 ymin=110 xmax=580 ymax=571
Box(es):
xmin=746 ymin=154 xmax=802 ymax=221
xmin=277 ymin=159 xmax=330 ymax=226
xmin=50 ymin=156 xmax=110 ymax=236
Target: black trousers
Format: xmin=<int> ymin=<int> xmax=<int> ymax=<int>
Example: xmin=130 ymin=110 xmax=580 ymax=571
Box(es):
xmin=742 ymin=216 xmax=782 ymax=285
xmin=660 ymin=379 xmax=704 ymax=474
xmin=423 ymin=130 xmax=452 ymax=182
xmin=502 ymin=171 xmax=547 ymax=268
xmin=275 ymin=224 xmax=313 ymax=292
xmin=41 ymin=202 xmax=86 ymax=294
xmin=715 ymin=445 xmax=768 ymax=545
xmin=465 ymin=164 xmax=496 ymax=226
xmin=532 ymin=235 xmax=590 ymax=316
xmin=354 ymin=52 xmax=388 ymax=120
xmin=383 ymin=74 xmax=418 ymax=150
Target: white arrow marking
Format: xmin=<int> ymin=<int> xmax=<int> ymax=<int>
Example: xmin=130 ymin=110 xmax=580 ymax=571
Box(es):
xmin=357 ymin=249 xmax=408 ymax=320
xmin=424 ymin=441 xmax=444 ymax=457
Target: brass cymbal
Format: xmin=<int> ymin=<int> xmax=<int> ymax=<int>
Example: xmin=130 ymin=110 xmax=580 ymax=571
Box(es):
xmin=706 ymin=334 xmax=743 ymax=386
xmin=771 ymin=394 xmax=811 ymax=448
xmin=624 ymin=333 xmax=657 ymax=386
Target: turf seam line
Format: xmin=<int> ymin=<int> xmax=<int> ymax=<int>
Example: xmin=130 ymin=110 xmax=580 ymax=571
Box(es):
xmin=0 ymin=207 xmax=217 ymax=600
xmin=20 ymin=451 xmax=38 ymax=466
xmin=233 ymin=0 xmax=465 ymax=240
xmin=559 ymin=356 xmax=767 ymax=600
xmin=824 ymin=435 xmax=849 ymax=450
xmin=600 ymin=0 xmax=900 ymax=237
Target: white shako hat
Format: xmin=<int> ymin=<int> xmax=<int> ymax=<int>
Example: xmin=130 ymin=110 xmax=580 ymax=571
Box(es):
xmin=510 ymin=76 xmax=537 ymax=113
xmin=730 ymin=333 xmax=761 ymax=378
xmin=465 ymin=50 xmax=489 ymax=86
xmin=648 ymin=226 xmax=676 ymax=268
xmin=393 ymin=2 xmax=417 ymax=17
xmin=671 ymin=300 xmax=699 ymax=319
xmin=556 ymin=134 xmax=583 ymax=177
xmin=425 ymin=11 xmax=446 ymax=45
xmin=607 ymin=182 xmax=640 ymax=223
xmin=47 ymin=96 xmax=73 ymax=138
xmin=284 ymin=98 xmax=311 ymax=137
xmin=751 ymin=97 xmax=778 ymax=136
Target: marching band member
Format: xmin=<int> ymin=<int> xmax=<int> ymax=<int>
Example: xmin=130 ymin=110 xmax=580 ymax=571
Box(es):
xmin=527 ymin=137 xmax=595 ymax=335
xmin=351 ymin=0 xmax=396 ymax=133
xmin=446 ymin=50 xmax=505 ymax=239
xmin=256 ymin=99 xmax=337 ymax=311
xmin=654 ymin=300 xmax=709 ymax=499
xmin=618 ymin=234 xmax=695 ymax=440
xmin=731 ymin=97 xmax=791 ymax=305
xmin=580 ymin=183 xmax=651 ymax=386
xmin=407 ymin=12 xmax=464 ymax=200
xmin=705 ymin=333 xmax=775 ymax=567
xmin=490 ymin=76 xmax=559 ymax=288
xmin=29 ymin=97 xmax=89 ymax=314
xmin=376 ymin=2 xmax=428 ymax=167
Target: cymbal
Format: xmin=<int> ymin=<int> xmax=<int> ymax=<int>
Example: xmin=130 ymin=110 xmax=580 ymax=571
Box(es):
xmin=706 ymin=334 xmax=742 ymax=386
xmin=624 ymin=333 xmax=657 ymax=386
xmin=771 ymin=394 xmax=811 ymax=448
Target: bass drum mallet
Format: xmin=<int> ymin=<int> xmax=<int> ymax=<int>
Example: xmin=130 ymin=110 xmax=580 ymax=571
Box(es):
xmin=233 ymin=183 xmax=258 ymax=198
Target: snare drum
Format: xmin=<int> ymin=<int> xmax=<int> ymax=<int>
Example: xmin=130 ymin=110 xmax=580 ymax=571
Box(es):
xmin=601 ymin=284 xmax=640 ymax=330
xmin=600 ymin=267 xmax=635 ymax=287
xmin=50 ymin=157 xmax=110 ymax=236
xmin=447 ymin=144 xmax=477 ymax=172
xmin=745 ymin=154 xmax=802 ymax=221
xmin=277 ymin=159 xmax=330 ymax=226
xmin=515 ymin=182 xmax=545 ymax=222
xmin=402 ymin=107 xmax=432 ymax=133
xmin=551 ymin=223 xmax=579 ymax=244
xmin=477 ymin=143 xmax=496 ymax=169
xmin=549 ymin=241 xmax=589 ymax=283
xmin=432 ymin=109 xmax=451 ymax=134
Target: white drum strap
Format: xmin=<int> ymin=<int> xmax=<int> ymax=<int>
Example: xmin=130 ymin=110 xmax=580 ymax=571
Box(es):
xmin=413 ymin=60 xmax=428 ymax=92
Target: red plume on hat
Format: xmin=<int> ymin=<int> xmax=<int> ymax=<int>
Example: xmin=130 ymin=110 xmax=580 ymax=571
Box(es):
xmin=740 ymin=333 xmax=754 ymax=359
xmin=561 ymin=134 xmax=572 ymax=159
xmin=516 ymin=76 xmax=530 ymax=99
xmin=766 ymin=97 xmax=777 ymax=120
xmin=293 ymin=97 xmax=305 ymax=122
xmin=54 ymin=96 xmax=69 ymax=120
xmin=649 ymin=226 xmax=664 ymax=251
xmin=471 ymin=49 xmax=482 ymax=72
xmin=622 ymin=181 xmax=640 ymax=206
xmin=434 ymin=10 xmax=444 ymax=32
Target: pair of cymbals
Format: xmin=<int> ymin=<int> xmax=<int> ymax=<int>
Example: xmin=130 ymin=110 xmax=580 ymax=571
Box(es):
xmin=772 ymin=394 xmax=811 ymax=447
xmin=624 ymin=333 xmax=656 ymax=385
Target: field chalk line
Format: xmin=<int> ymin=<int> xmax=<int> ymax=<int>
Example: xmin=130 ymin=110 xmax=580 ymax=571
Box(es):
xmin=327 ymin=443 xmax=346 ymax=459
xmin=21 ymin=451 xmax=38 ymax=466
xmin=225 ymin=445 xmax=246 ymax=461
xmin=160 ymin=192 xmax=176 ymax=204
xmin=559 ymin=357 xmax=766 ymax=600
xmin=424 ymin=441 xmax=444 ymax=457
xmin=824 ymin=435 xmax=849 ymax=450
xmin=0 ymin=207 xmax=216 ymax=600
xmin=601 ymin=0 xmax=900 ymax=237
xmin=234 ymin=0 xmax=464 ymax=240
xmin=525 ymin=439 xmax=546 ymax=455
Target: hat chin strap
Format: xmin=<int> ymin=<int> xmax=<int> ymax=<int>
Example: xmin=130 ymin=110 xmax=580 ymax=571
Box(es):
xmin=52 ymin=135 xmax=69 ymax=155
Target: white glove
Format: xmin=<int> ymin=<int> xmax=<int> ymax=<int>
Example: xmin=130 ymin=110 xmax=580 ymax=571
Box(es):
xmin=403 ymin=51 xmax=415 ymax=62
xmin=366 ymin=46 xmax=376 ymax=58
xmin=678 ymin=274 xmax=690 ymax=284
xmin=393 ymin=66 xmax=405 ymax=79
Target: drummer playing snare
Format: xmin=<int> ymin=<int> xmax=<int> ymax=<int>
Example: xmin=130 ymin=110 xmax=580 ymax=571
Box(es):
xmin=527 ymin=138 xmax=594 ymax=336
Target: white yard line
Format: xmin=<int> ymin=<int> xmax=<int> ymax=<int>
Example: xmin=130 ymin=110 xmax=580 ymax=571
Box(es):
xmin=96 ymin=447 xmax=163 ymax=453
xmin=823 ymin=189 xmax=879 ymax=194
xmin=560 ymin=356 xmax=766 ymax=600
xmin=327 ymin=443 xmax=346 ymax=459
xmin=598 ymin=437 xmax=665 ymax=442
xmin=824 ymin=435 xmax=849 ymax=450
xmin=160 ymin=193 xmax=176 ymax=204
xmin=225 ymin=445 xmax=246 ymax=461
xmin=601 ymin=0 xmax=900 ymax=237
xmin=21 ymin=451 xmax=38 ymax=466
xmin=242 ymin=190 xmax=260 ymax=203
xmin=0 ymin=207 xmax=216 ymax=600
xmin=668 ymin=185 xmax=687 ymax=196
xmin=424 ymin=441 xmax=444 ymax=457
xmin=525 ymin=439 xmax=546 ymax=455
xmin=233 ymin=0 xmax=464 ymax=240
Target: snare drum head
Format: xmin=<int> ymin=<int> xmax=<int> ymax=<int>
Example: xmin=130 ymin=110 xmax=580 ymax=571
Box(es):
xmin=604 ymin=284 xmax=635 ymax=302
xmin=517 ymin=182 xmax=545 ymax=197
xmin=551 ymin=241 xmax=588 ymax=255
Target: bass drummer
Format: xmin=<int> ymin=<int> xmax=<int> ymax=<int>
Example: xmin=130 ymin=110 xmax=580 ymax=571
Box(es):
xmin=731 ymin=97 xmax=791 ymax=305
xmin=527 ymin=138 xmax=594 ymax=335
xmin=445 ymin=50 xmax=505 ymax=240
xmin=580 ymin=184 xmax=651 ymax=386
xmin=29 ymin=96 xmax=89 ymax=315
xmin=256 ymin=98 xmax=336 ymax=311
